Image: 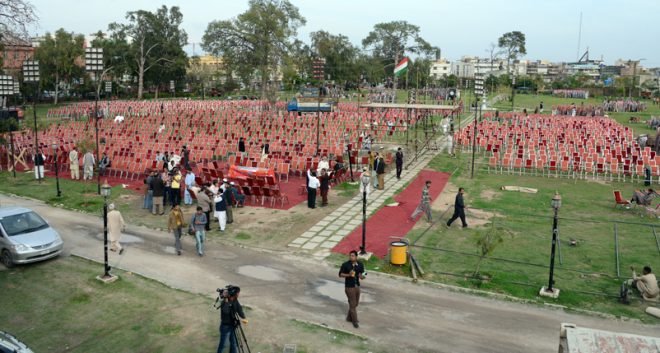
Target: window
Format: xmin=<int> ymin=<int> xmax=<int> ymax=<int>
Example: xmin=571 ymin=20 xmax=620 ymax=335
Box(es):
xmin=0 ymin=212 xmax=49 ymax=236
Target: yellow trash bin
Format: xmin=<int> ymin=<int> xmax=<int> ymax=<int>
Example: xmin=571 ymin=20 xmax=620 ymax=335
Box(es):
xmin=390 ymin=241 xmax=408 ymax=265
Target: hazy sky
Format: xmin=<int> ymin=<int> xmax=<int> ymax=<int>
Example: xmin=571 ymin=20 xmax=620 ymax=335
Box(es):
xmin=28 ymin=0 xmax=660 ymax=67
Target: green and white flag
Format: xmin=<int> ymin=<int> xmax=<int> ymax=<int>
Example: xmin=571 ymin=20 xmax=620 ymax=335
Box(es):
xmin=394 ymin=57 xmax=409 ymax=77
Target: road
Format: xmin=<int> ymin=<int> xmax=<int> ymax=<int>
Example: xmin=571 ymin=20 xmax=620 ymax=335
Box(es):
xmin=2 ymin=194 xmax=659 ymax=353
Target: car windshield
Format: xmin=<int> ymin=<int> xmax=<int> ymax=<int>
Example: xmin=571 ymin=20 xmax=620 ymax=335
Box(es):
xmin=0 ymin=211 xmax=49 ymax=236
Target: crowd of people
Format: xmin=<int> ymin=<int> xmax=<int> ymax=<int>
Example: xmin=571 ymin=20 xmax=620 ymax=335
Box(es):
xmin=552 ymin=89 xmax=589 ymax=99
xmin=602 ymin=99 xmax=647 ymax=112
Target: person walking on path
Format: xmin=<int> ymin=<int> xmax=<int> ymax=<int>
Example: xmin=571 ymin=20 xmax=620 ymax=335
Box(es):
xmin=395 ymin=147 xmax=403 ymax=179
xmin=150 ymin=173 xmax=165 ymax=215
xmin=410 ymin=180 xmax=432 ymax=222
xmin=196 ymin=187 xmax=213 ymax=231
xmin=222 ymin=181 xmax=234 ymax=224
xmin=339 ymin=250 xmax=366 ymax=328
xmin=83 ymin=150 xmax=95 ymax=180
xmin=214 ymin=189 xmax=227 ymax=232
xmin=33 ymin=148 xmax=45 ymax=180
xmin=318 ymin=168 xmax=333 ymax=206
xmin=184 ymin=168 xmax=196 ymax=205
xmin=306 ymin=169 xmax=320 ymax=209
xmin=170 ymin=168 xmax=182 ymax=206
xmin=191 ymin=206 xmax=207 ymax=257
xmin=143 ymin=170 xmax=154 ymax=210
xmin=446 ymin=188 xmax=468 ymax=228
xmin=375 ymin=155 xmax=386 ymax=190
xmin=107 ymin=203 xmax=126 ymax=255
xmin=69 ymin=147 xmax=80 ymax=180
xmin=168 ymin=204 xmax=184 ymax=255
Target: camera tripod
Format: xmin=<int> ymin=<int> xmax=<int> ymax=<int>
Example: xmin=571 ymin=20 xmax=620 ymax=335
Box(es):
xmin=232 ymin=316 xmax=251 ymax=353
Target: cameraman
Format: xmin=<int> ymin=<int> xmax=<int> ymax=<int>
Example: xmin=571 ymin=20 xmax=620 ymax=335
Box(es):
xmin=339 ymin=250 xmax=365 ymax=328
xmin=217 ymin=286 xmax=247 ymax=353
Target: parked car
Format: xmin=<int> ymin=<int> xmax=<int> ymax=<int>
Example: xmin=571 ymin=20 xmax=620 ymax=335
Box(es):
xmin=0 ymin=331 xmax=34 ymax=353
xmin=0 ymin=207 xmax=64 ymax=268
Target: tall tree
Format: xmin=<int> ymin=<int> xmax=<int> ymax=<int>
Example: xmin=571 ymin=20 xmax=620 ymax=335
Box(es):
xmin=202 ymin=0 xmax=306 ymax=99
xmin=362 ymin=21 xmax=435 ymax=90
xmin=90 ymin=31 xmax=132 ymax=93
xmin=497 ymin=31 xmax=526 ymax=75
xmin=310 ymin=30 xmax=358 ymax=83
xmin=34 ymin=29 xmax=85 ymax=104
xmin=0 ymin=0 xmax=37 ymax=40
xmin=108 ymin=5 xmax=188 ymax=99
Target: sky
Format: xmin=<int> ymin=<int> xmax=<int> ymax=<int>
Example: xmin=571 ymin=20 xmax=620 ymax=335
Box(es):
xmin=28 ymin=0 xmax=660 ymax=67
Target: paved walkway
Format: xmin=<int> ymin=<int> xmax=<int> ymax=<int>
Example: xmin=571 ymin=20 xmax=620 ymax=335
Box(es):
xmin=288 ymin=125 xmax=461 ymax=259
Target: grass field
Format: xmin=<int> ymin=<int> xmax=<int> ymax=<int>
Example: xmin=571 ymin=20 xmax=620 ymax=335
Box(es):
xmin=0 ymin=256 xmax=376 ymax=353
xmin=339 ymin=151 xmax=660 ymax=321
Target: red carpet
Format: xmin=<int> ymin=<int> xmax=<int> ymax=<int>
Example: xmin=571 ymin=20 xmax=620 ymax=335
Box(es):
xmin=333 ymin=170 xmax=450 ymax=258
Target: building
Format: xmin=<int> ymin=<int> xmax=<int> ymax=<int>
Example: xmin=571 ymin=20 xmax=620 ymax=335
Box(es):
xmin=451 ymin=56 xmax=505 ymax=78
xmin=1 ymin=34 xmax=35 ymax=77
xmin=430 ymin=58 xmax=451 ymax=79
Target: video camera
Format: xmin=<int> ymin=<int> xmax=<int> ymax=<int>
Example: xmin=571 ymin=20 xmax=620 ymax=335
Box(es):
xmin=217 ymin=285 xmax=240 ymax=298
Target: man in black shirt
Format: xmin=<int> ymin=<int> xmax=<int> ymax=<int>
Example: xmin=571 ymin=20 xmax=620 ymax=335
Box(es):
xmin=395 ymin=147 xmax=403 ymax=179
xmin=339 ymin=250 xmax=366 ymax=328
xmin=318 ymin=168 xmax=333 ymax=206
xmin=446 ymin=187 xmax=468 ymax=228
xmin=217 ymin=286 xmax=247 ymax=353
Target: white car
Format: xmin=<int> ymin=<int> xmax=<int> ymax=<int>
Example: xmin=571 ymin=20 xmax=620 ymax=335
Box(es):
xmin=0 ymin=331 xmax=34 ymax=353
xmin=0 ymin=207 xmax=64 ymax=268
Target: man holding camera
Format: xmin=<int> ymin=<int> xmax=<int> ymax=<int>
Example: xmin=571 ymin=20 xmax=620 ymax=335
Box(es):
xmin=339 ymin=250 xmax=366 ymax=328
xmin=216 ymin=286 xmax=248 ymax=353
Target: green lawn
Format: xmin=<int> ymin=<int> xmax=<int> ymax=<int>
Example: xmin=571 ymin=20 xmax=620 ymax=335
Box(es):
xmin=349 ymin=152 xmax=660 ymax=322
xmin=0 ymin=257 xmax=377 ymax=353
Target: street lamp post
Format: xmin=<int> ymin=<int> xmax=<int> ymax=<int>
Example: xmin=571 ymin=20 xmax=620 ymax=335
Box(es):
xmin=471 ymin=73 xmax=484 ymax=179
xmin=0 ymin=76 xmax=16 ymax=178
xmin=100 ymin=181 xmax=113 ymax=279
xmin=52 ymin=143 xmax=61 ymax=197
xmin=22 ymin=60 xmax=40 ymax=183
xmin=86 ymin=47 xmax=104 ymax=195
xmin=511 ymin=74 xmax=516 ymax=112
xmin=360 ymin=171 xmax=370 ymax=255
xmin=540 ymin=191 xmax=562 ymax=298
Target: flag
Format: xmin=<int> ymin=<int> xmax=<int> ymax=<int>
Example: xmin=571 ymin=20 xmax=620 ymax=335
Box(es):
xmin=394 ymin=57 xmax=409 ymax=77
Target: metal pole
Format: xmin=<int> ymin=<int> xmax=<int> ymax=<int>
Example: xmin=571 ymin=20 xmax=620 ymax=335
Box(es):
xmin=652 ymin=226 xmax=660 ymax=256
xmin=103 ymin=198 xmax=110 ymax=277
xmin=614 ymin=223 xmax=620 ymax=278
xmin=316 ymin=85 xmax=321 ymax=156
xmin=347 ymin=143 xmax=354 ymax=182
xmin=547 ymin=207 xmax=559 ymax=291
xmin=470 ymin=97 xmax=479 ymax=179
xmin=54 ymin=148 xmax=61 ymax=197
xmin=95 ymin=86 xmax=101 ymax=195
xmin=361 ymin=188 xmax=367 ymax=254
xmin=33 ymin=85 xmax=40 ymax=183
xmin=9 ymin=128 xmax=15 ymax=178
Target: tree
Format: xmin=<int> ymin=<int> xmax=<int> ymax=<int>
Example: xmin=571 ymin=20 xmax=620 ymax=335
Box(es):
xmin=362 ymin=21 xmax=435 ymax=90
xmin=497 ymin=31 xmax=526 ymax=74
xmin=473 ymin=224 xmax=506 ymax=277
xmin=310 ymin=30 xmax=358 ymax=83
xmin=90 ymin=31 xmax=132 ymax=95
xmin=0 ymin=0 xmax=37 ymax=40
xmin=202 ymin=0 xmax=306 ymax=99
xmin=108 ymin=5 xmax=188 ymax=99
xmin=34 ymin=29 xmax=85 ymax=104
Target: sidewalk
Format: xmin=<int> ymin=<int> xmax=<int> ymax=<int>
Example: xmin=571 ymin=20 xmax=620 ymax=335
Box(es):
xmin=288 ymin=131 xmax=455 ymax=259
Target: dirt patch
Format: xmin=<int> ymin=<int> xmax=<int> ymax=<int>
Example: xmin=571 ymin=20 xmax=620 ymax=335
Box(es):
xmin=431 ymin=182 xmax=499 ymax=228
xmin=480 ymin=189 xmax=498 ymax=201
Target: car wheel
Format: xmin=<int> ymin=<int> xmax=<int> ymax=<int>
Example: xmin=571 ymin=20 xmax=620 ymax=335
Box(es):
xmin=1 ymin=249 xmax=14 ymax=268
